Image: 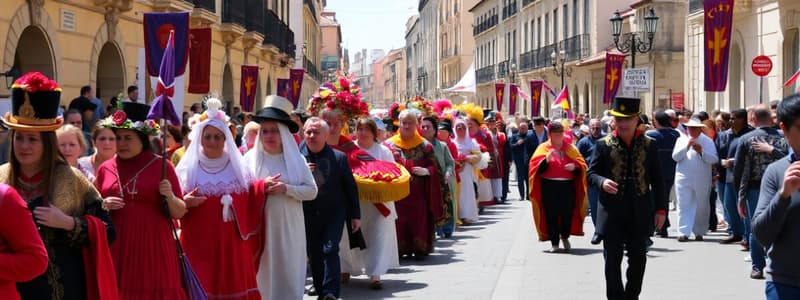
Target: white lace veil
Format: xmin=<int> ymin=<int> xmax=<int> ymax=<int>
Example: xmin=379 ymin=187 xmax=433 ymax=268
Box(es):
xmin=175 ymin=98 xmax=253 ymax=194
xmin=454 ymin=117 xmax=477 ymax=153
xmin=243 ymin=121 xmax=311 ymax=186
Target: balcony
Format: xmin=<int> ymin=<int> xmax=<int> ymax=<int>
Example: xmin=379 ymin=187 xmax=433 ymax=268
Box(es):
xmin=262 ymin=11 xmax=296 ymax=57
xmin=245 ymin=0 xmax=264 ymax=33
xmin=502 ymin=2 xmax=518 ymax=20
xmin=689 ymin=0 xmax=702 ymax=14
xmin=476 ymin=65 xmax=495 ymax=84
xmin=473 ymin=14 xmax=498 ymax=36
xmin=534 ymin=43 xmax=557 ymax=70
xmin=304 ymin=0 xmax=317 ymax=22
xmin=520 ymin=50 xmax=534 ymax=71
xmin=522 ymin=0 xmax=535 ymax=8
xmin=303 ymin=56 xmax=323 ymax=83
xmin=559 ymin=34 xmax=590 ymax=62
xmin=222 ymin=0 xmax=246 ymax=26
xmin=191 ymin=0 xmax=214 ymax=12
xmin=497 ymin=60 xmax=509 ymax=78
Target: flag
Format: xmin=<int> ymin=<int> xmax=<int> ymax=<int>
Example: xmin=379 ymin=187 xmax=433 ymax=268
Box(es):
xmin=143 ymin=12 xmax=189 ymax=77
xmin=147 ymin=31 xmax=181 ymax=125
xmin=240 ymin=66 xmax=259 ymax=112
xmin=509 ymin=85 xmax=518 ymax=115
xmin=784 ymin=68 xmax=800 ymax=92
xmin=494 ymin=83 xmax=505 ymax=111
xmin=277 ymin=78 xmax=290 ymax=99
xmin=289 ymin=69 xmax=305 ymax=108
xmin=704 ymin=0 xmax=735 ymax=91
xmin=541 ymin=80 xmax=557 ymax=97
xmin=188 ymin=28 xmax=211 ymax=94
xmin=530 ymin=80 xmax=543 ymax=117
xmin=552 ymin=86 xmax=574 ymax=119
xmin=603 ymin=53 xmax=625 ymax=104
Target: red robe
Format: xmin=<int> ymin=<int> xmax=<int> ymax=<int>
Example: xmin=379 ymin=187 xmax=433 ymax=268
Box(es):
xmin=0 ymin=184 xmax=47 ymax=300
xmin=527 ymin=141 xmax=588 ymax=241
xmin=472 ymin=128 xmax=502 ymax=207
xmin=180 ymin=182 xmax=265 ymax=300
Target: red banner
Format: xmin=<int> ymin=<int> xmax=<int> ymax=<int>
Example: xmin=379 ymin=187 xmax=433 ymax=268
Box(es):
xmin=509 ymin=85 xmax=518 ymax=116
xmin=671 ymin=92 xmax=685 ymax=111
xmin=276 ymin=78 xmax=290 ymax=99
xmin=289 ymin=69 xmax=305 ymax=108
xmin=704 ymin=0 xmax=735 ymax=91
xmin=240 ymin=66 xmax=259 ymax=112
xmin=530 ymin=80 xmax=543 ymax=117
xmin=187 ymin=28 xmax=211 ymax=94
xmin=603 ymin=53 xmax=625 ymax=104
xmin=494 ymin=83 xmax=505 ymax=111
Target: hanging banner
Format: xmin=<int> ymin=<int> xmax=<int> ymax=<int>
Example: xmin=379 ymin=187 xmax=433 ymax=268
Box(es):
xmin=289 ymin=69 xmax=305 ymax=108
xmin=603 ymin=53 xmax=626 ymax=104
xmin=704 ymin=0 xmax=735 ymax=91
xmin=494 ymin=82 xmax=505 ymax=111
xmin=143 ymin=12 xmax=189 ymax=77
xmin=187 ymin=28 xmax=211 ymax=94
xmin=276 ymin=78 xmax=290 ymax=99
xmin=509 ymin=85 xmax=518 ymax=116
xmin=240 ymin=66 xmax=259 ymax=112
xmin=530 ymin=80 xmax=543 ymax=117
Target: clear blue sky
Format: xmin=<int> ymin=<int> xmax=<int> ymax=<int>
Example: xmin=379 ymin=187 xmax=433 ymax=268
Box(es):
xmin=324 ymin=0 xmax=418 ymax=61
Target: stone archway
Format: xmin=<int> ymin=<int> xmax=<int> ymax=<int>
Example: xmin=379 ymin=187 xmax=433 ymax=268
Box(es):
xmin=96 ymin=42 xmax=125 ymax=108
xmin=13 ymin=26 xmax=55 ymax=79
xmin=90 ymin=19 xmax=127 ymax=96
xmin=4 ymin=2 xmax=61 ymax=81
xmin=222 ymin=64 xmax=234 ymax=114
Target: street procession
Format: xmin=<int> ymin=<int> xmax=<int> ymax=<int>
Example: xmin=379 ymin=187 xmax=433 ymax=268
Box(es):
xmin=1 ymin=0 xmax=800 ymax=299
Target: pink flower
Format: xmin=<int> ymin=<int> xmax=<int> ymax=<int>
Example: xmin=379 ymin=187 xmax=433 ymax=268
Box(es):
xmin=112 ymin=111 xmax=127 ymax=126
xmin=326 ymin=100 xmax=335 ymax=109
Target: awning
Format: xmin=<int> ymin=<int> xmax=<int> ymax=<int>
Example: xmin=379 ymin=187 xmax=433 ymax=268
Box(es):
xmin=442 ymin=63 xmax=476 ymax=93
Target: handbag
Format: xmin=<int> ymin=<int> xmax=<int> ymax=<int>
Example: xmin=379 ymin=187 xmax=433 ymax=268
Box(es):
xmin=166 ymin=209 xmax=208 ymax=300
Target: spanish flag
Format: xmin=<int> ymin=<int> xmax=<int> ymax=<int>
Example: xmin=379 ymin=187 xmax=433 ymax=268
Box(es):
xmin=551 ymin=86 xmax=574 ymax=119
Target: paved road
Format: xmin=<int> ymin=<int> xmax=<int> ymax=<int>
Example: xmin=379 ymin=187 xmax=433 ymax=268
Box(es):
xmin=306 ymin=182 xmax=765 ymax=300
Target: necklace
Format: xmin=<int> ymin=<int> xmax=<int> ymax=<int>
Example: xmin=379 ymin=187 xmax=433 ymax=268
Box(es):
xmin=115 ymin=157 xmax=158 ymax=197
xmin=198 ymin=159 xmax=230 ymax=175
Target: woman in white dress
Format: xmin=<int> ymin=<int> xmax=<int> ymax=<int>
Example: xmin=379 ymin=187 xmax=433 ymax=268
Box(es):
xmin=454 ymin=117 xmax=487 ymax=224
xmin=339 ymin=117 xmax=400 ymax=290
xmin=244 ymin=95 xmax=318 ymax=300
xmin=76 ymin=124 xmax=117 ymax=182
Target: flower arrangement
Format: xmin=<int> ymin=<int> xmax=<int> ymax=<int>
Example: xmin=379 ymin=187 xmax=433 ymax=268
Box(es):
xmin=455 ymin=102 xmax=484 ymax=124
xmin=99 ymin=110 xmax=160 ymax=135
xmin=405 ymin=96 xmax=434 ymax=117
xmin=308 ymin=71 xmax=369 ymax=119
xmin=12 ymin=72 xmax=61 ymax=92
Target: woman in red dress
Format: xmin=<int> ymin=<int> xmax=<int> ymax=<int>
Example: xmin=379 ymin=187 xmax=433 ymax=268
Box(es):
xmin=175 ymin=98 xmax=266 ymax=299
xmin=94 ymin=102 xmax=188 ymax=299
xmin=0 ymin=184 xmax=48 ymax=300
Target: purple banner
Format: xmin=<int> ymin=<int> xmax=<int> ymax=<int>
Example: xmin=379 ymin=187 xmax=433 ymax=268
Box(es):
xmin=240 ymin=65 xmax=259 ymax=112
xmin=143 ymin=12 xmax=189 ymax=77
xmin=530 ymin=80 xmax=543 ymax=117
xmin=276 ymin=78 xmax=290 ymax=99
xmin=704 ymin=0 xmax=735 ymax=91
xmin=603 ymin=53 xmax=625 ymax=104
xmin=289 ymin=69 xmax=305 ymax=108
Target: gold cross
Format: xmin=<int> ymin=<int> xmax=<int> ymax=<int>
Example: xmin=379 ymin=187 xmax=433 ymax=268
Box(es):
xmin=607 ymin=68 xmax=619 ymax=89
xmin=708 ymin=27 xmax=728 ymax=65
xmin=245 ymin=77 xmax=254 ymax=96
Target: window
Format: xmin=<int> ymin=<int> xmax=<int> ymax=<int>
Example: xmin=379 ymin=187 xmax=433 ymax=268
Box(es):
xmin=553 ymin=8 xmax=558 ymax=43
xmin=563 ymin=4 xmax=568 ymax=41
xmin=537 ymin=17 xmax=541 ymax=48
xmin=584 ymin=0 xmax=590 ymax=34
xmin=573 ymin=0 xmax=578 ymax=37
xmin=544 ymin=14 xmax=549 ymax=45
xmin=524 ymin=22 xmax=529 ymax=52
xmin=512 ymin=30 xmax=517 ymax=59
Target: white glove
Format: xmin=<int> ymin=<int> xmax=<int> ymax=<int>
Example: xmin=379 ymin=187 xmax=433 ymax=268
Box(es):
xmin=413 ymin=167 xmax=430 ymax=176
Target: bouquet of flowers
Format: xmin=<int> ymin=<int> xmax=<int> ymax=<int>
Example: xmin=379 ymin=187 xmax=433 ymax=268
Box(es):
xmin=308 ymin=71 xmax=369 ymax=119
xmin=12 ymin=72 xmax=61 ymax=92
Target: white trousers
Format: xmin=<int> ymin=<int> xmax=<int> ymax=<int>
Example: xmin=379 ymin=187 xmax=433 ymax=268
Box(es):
xmin=675 ymin=177 xmax=711 ymax=237
xmin=491 ymin=178 xmax=503 ymax=199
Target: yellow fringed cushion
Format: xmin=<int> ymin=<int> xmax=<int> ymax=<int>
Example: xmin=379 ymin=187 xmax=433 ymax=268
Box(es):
xmin=355 ymin=162 xmax=412 ymax=203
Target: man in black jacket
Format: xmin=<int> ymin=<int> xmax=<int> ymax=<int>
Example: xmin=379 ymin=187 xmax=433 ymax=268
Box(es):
xmin=588 ymin=97 xmax=667 ymax=300
xmin=300 ymin=117 xmax=360 ymax=300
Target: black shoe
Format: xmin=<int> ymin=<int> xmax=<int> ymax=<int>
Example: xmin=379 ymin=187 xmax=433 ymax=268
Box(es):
xmin=322 ymin=293 xmax=337 ymax=300
xmin=750 ymin=268 xmax=765 ymax=279
xmin=720 ymin=235 xmax=743 ymax=244
xmin=695 ymin=235 xmax=704 ymax=241
xmin=307 ymin=286 xmax=318 ymax=296
xmin=590 ymin=233 xmax=603 ymax=245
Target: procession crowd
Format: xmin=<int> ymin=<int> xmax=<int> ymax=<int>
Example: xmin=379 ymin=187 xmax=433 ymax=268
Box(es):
xmin=0 ymin=71 xmax=798 ymax=300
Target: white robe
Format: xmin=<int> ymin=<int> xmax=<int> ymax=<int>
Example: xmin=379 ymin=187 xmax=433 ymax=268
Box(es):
xmin=246 ymin=152 xmax=318 ymax=300
xmin=672 ymin=133 xmax=718 ymax=237
xmin=339 ymin=142 xmax=400 ymax=277
xmin=457 ymin=139 xmax=486 ymax=222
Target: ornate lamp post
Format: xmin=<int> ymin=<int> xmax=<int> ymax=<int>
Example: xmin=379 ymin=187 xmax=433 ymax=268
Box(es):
xmin=550 ymin=49 xmax=571 ymax=88
xmin=610 ymin=7 xmax=659 ymax=68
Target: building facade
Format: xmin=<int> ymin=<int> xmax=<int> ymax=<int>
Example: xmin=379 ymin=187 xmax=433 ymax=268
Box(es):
xmin=320 ymin=10 xmax=341 ymax=80
xmin=439 ymin=0 xmax=479 ymax=101
xmin=418 ymin=0 xmax=440 ymax=99
xmin=470 ymin=0 xmax=685 ymax=117
xmin=405 ymin=14 xmax=420 ymax=98
xmin=685 ymin=0 xmax=800 ymax=112
xmin=0 ymin=0 xmax=297 ymax=114
xmin=290 ymin=0 xmax=323 ymax=108
xmin=383 ymin=48 xmax=406 ymax=107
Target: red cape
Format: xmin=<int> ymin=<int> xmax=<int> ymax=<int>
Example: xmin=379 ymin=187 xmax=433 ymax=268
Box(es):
xmin=82 ymin=215 xmax=119 ymax=300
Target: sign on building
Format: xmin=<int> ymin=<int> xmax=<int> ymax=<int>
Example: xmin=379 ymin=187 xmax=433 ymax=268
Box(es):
xmin=621 ymin=67 xmax=651 ymax=97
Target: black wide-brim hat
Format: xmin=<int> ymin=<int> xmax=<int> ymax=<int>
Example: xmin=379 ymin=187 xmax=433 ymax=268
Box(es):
xmin=438 ymin=119 xmax=453 ymax=133
xmin=1 ymin=85 xmax=63 ymax=132
xmin=122 ymin=102 xmax=151 ymax=122
xmin=253 ymin=95 xmax=299 ymax=133
xmin=610 ymin=96 xmax=642 ymax=118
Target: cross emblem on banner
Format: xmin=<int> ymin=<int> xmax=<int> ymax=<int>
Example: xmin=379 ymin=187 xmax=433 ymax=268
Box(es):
xmin=709 ymin=27 xmax=728 ymax=65
xmin=245 ymin=77 xmax=254 ymax=96
xmin=607 ymin=68 xmax=619 ymax=89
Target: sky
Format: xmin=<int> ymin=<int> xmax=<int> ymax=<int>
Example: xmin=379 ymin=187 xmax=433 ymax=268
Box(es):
xmin=324 ymin=0 xmax=418 ymax=63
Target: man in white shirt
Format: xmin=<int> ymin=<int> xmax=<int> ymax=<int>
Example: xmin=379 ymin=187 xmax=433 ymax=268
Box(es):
xmin=672 ymin=118 xmax=718 ymax=241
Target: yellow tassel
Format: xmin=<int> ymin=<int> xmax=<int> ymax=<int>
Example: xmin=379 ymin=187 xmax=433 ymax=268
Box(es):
xmin=355 ymin=164 xmax=412 ymax=203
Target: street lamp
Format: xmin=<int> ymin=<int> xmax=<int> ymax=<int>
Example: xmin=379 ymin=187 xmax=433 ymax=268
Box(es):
xmin=1 ymin=66 xmax=20 ymax=89
xmin=610 ymin=7 xmax=659 ymax=68
xmin=550 ymin=49 xmax=572 ymax=88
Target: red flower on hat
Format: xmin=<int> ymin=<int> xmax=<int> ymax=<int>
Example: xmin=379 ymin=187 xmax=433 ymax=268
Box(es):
xmin=13 ymin=72 xmax=60 ymax=93
xmin=112 ymin=110 xmax=127 ymax=126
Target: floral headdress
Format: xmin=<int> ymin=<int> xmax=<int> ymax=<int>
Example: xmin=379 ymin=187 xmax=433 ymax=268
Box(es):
xmin=405 ymin=96 xmax=434 ymax=117
xmin=454 ymin=102 xmax=484 ymax=124
xmin=307 ymin=71 xmax=369 ymax=120
xmin=11 ymin=72 xmax=61 ymax=92
xmin=1 ymin=72 xmax=64 ymax=131
xmin=99 ymin=101 xmax=160 ymax=136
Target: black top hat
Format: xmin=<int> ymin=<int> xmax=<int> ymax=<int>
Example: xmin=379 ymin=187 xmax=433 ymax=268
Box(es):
xmin=122 ymin=102 xmax=152 ymax=122
xmin=610 ymin=96 xmax=642 ymax=118
xmin=438 ymin=119 xmax=453 ymax=133
xmin=68 ymin=96 xmax=98 ymax=113
xmin=1 ymin=72 xmax=63 ymax=131
xmin=253 ymin=95 xmax=299 ymax=133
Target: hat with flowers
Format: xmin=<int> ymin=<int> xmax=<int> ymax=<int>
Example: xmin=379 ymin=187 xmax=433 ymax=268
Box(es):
xmin=100 ymin=102 xmax=160 ymax=136
xmin=307 ymin=71 xmax=369 ymax=120
xmin=1 ymin=72 xmax=63 ymax=131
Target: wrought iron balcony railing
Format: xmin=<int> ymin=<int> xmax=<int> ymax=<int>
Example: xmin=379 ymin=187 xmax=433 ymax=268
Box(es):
xmin=245 ymin=0 xmax=264 ymax=33
xmin=262 ymin=11 xmax=296 ymax=57
xmin=192 ymin=0 xmax=215 ymax=12
xmin=476 ymin=65 xmax=496 ymax=84
xmin=559 ymin=34 xmax=590 ymax=62
xmin=222 ymin=0 xmax=245 ymax=26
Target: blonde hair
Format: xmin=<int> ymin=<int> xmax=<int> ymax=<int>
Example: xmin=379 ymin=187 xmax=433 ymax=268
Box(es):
xmin=56 ymin=124 xmax=87 ymax=152
xmin=243 ymin=121 xmax=260 ymax=135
